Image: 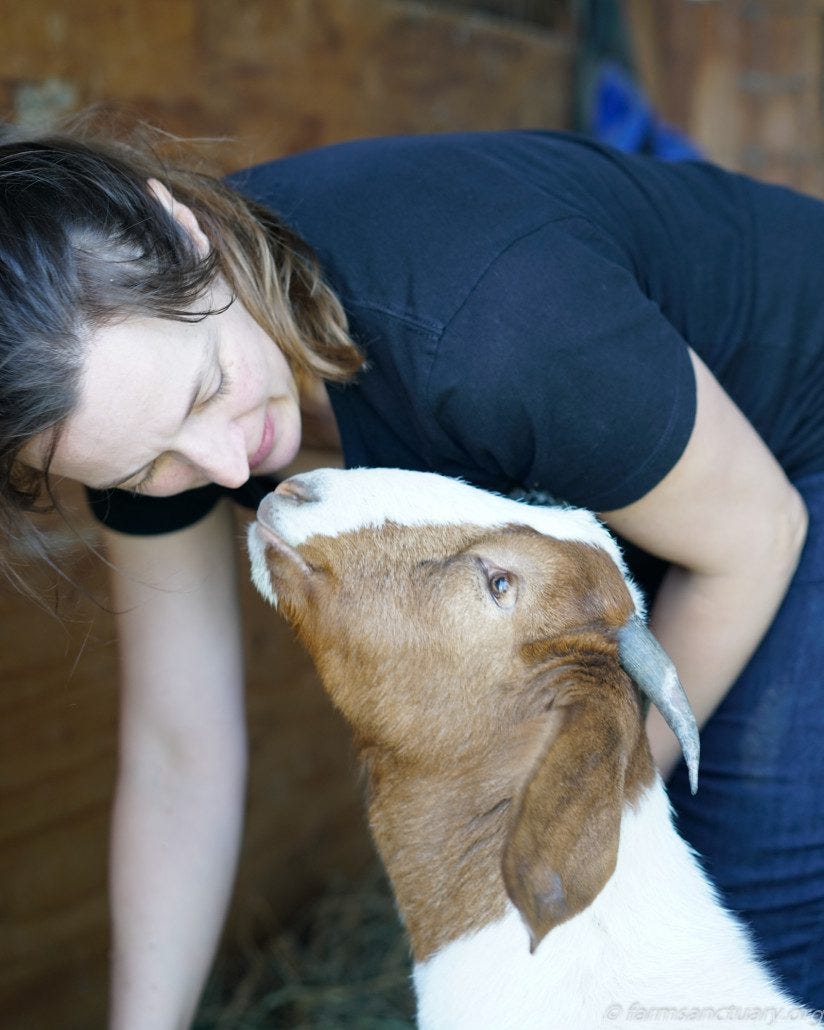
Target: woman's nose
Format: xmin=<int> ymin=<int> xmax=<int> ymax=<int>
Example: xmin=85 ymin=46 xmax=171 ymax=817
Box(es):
xmin=180 ymin=421 xmax=250 ymax=488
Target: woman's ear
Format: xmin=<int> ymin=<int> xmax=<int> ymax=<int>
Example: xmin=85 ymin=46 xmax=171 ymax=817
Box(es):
xmin=146 ymin=177 xmax=210 ymax=257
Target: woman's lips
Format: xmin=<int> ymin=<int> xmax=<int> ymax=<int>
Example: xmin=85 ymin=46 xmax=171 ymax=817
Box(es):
xmin=249 ymin=410 xmax=275 ymax=470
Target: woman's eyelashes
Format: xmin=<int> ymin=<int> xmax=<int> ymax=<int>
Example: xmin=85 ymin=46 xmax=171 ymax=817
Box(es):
xmin=130 ymin=462 xmax=160 ymax=495
xmin=130 ymin=365 xmax=231 ymax=494
xmin=207 ymin=364 xmax=231 ymax=404
xmin=194 ymin=362 xmax=230 ymax=410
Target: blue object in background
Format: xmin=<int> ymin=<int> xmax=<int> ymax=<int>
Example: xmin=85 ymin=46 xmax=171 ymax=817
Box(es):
xmin=592 ymin=62 xmax=702 ymax=161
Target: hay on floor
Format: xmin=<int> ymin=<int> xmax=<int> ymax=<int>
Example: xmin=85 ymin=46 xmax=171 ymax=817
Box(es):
xmin=195 ymin=864 xmax=415 ymax=1029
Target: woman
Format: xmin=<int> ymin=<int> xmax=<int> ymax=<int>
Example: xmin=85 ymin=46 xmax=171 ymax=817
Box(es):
xmin=2 ymin=119 xmax=820 ymax=1026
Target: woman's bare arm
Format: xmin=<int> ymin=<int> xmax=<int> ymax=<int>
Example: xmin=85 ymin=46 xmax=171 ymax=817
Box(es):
xmin=104 ymin=499 xmax=248 ymax=1030
xmin=602 ymin=349 xmax=808 ymax=779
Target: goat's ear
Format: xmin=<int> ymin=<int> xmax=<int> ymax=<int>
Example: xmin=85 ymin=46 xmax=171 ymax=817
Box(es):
xmin=501 ymin=663 xmax=641 ymax=952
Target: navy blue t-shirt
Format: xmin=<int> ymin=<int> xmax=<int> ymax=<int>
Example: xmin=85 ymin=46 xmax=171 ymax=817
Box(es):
xmin=86 ymin=130 xmax=824 ymax=535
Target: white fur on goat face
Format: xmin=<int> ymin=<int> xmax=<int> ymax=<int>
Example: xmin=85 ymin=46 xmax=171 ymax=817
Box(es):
xmin=247 ymin=467 xmax=642 ymax=614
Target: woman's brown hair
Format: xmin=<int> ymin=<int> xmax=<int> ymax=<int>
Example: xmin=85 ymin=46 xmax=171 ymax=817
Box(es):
xmin=0 ymin=110 xmax=363 ymax=598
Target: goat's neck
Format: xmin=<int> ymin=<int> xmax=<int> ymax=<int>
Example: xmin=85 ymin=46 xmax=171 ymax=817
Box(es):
xmin=360 ymin=702 xmax=654 ymax=964
xmin=364 ymin=748 xmax=740 ymax=967
xmin=361 ymin=731 xmax=542 ymax=962
xmin=365 ymin=748 xmax=793 ymax=1023
xmin=409 ymin=780 xmax=793 ymax=1028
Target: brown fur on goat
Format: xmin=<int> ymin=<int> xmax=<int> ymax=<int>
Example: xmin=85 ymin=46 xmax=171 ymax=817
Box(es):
xmin=260 ymin=521 xmax=655 ymax=959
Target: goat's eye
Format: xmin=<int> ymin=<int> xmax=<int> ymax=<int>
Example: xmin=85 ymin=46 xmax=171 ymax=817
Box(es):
xmin=472 ymin=555 xmax=518 ymax=608
xmin=490 ymin=574 xmax=510 ymax=596
xmin=485 ymin=568 xmax=517 ymax=609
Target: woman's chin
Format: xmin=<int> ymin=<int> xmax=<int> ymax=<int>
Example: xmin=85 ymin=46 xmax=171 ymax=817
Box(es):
xmin=262 ymin=426 xmax=304 ymax=478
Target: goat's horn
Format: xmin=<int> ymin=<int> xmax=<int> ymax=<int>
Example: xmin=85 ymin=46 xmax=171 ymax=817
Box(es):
xmin=617 ymin=615 xmax=700 ymax=794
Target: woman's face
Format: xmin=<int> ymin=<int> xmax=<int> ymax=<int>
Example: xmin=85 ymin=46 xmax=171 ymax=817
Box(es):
xmin=26 ymin=279 xmax=303 ymax=496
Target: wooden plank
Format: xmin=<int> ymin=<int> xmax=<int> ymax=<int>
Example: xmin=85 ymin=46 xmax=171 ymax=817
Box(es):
xmin=624 ymin=0 xmax=824 ymax=196
xmin=1 ymin=0 xmax=573 ymax=164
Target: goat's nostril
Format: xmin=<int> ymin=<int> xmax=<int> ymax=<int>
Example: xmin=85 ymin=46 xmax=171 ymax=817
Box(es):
xmin=275 ymin=477 xmax=316 ymax=504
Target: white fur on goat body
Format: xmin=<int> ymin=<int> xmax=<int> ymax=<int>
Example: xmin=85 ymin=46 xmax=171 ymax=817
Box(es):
xmin=415 ymin=783 xmax=804 ymax=1029
xmin=246 ymin=467 xmax=809 ymax=1029
xmin=247 ymin=466 xmax=644 ymax=614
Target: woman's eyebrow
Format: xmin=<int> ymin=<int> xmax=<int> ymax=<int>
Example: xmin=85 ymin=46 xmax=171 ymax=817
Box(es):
xmin=91 ymin=347 xmax=214 ymax=492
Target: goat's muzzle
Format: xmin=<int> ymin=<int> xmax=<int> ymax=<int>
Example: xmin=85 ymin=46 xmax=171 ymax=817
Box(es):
xmin=273 ymin=477 xmax=317 ymax=505
xmin=246 ymin=497 xmax=318 ymax=609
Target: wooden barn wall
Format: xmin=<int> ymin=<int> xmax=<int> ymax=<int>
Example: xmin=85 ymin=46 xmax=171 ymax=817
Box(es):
xmin=625 ymin=0 xmax=824 ymax=197
xmin=0 ymin=2 xmax=574 ymax=1028
xmin=1 ymin=0 xmax=573 ymax=160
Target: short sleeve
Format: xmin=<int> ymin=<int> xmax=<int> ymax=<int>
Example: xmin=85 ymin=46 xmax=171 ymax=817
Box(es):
xmin=430 ymin=217 xmax=697 ymax=511
xmin=84 ymin=483 xmax=224 ymax=536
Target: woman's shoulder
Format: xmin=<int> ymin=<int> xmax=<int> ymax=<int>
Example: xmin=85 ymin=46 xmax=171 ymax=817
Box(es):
xmin=227 ymin=132 xmax=649 ymax=331
xmin=227 ymin=131 xmax=752 ymax=300
xmin=227 ymin=129 xmax=743 ymax=216
xmin=226 ymin=131 xmax=598 ymax=228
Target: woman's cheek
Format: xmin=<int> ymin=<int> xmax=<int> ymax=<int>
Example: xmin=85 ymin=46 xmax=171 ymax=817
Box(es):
xmin=149 ymin=464 xmax=203 ymax=497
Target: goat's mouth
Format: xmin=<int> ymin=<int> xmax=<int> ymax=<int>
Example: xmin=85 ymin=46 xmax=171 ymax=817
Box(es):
xmin=254 ymin=519 xmax=314 ymax=576
xmin=254 ymin=516 xmax=286 ymax=548
xmin=246 ymin=517 xmax=315 ymax=610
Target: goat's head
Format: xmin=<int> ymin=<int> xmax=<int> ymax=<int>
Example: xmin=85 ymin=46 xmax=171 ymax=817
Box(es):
xmin=247 ymin=468 xmax=699 ymax=951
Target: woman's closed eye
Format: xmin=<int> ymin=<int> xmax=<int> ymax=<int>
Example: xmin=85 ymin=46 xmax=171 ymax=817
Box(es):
xmin=129 ymin=461 xmax=161 ymax=495
xmin=128 ymin=365 xmax=231 ymax=495
xmin=201 ymin=363 xmax=231 ymax=407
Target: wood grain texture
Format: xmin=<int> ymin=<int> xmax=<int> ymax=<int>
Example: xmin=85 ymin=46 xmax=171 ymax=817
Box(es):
xmin=0 ymin=0 xmax=573 ymax=165
xmin=625 ymin=0 xmax=824 ymax=196
xmin=0 ymin=3 xmax=574 ymax=1026
xmin=1 ymin=480 xmax=374 ymax=1030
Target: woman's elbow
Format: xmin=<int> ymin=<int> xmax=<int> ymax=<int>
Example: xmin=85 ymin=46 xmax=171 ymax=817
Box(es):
xmin=774 ymin=483 xmax=808 ymax=576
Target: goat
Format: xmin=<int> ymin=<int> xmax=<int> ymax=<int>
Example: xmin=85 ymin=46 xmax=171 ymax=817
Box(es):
xmin=246 ymin=468 xmax=814 ymax=1029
